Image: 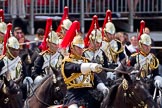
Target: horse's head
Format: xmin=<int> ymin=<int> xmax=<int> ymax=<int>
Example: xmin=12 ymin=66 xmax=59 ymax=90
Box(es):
xmin=50 ymin=68 xmax=67 ymax=102
xmin=0 ymin=77 xmax=23 ymax=108
xmin=118 ymin=77 xmax=158 ymax=108
xmin=25 ymin=67 xmax=66 ymax=108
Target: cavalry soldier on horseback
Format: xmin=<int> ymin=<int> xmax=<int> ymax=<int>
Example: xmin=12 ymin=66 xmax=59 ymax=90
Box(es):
xmin=101 ymin=10 xmax=125 ymax=80
xmin=61 ymin=21 xmax=109 ymax=108
xmin=0 ymin=23 xmax=27 ymax=80
xmin=101 ymin=10 xmax=125 ymax=65
xmin=126 ymin=21 xmax=162 ymax=94
xmin=0 ymin=23 xmax=33 ymax=100
xmin=56 ymin=6 xmax=72 ymax=40
xmin=32 ymin=18 xmax=64 ymax=84
xmin=56 ymin=6 xmax=72 ymax=57
xmin=83 ymin=15 xmax=110 ymax=84
xmin=0 ymin=9 xmax=7 ymax=54
xmin=83 ymin=15 xmax=108 ymax=68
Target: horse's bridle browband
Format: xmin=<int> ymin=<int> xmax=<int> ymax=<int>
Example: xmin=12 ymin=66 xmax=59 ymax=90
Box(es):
xmin=121 ymin=80 xmax=151 ymax=107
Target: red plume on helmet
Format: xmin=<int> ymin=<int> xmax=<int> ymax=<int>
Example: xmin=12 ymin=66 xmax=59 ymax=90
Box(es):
xmin=102 ymin=9 xmax=112 ymax=36
xmin=2 ymin=23 xmax=12 ymax=55
xmin=138 ymin=20 xmax=145 ymax=40
xmin=39 ymin=18 xmax=52 ymax=51
xmin=56 ymin=6 xmax=69 ymax=33
xmin=84 ymin=15 xmax=99 ymax=48
xmin=0 ymin=9 xmax=4 ymax=22
xmin=60 ymin=21 xmax=80 ymax=49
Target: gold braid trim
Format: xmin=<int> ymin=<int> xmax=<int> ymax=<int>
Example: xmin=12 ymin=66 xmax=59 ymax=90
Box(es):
xmin=110 ymin=39 xmax=124 ymax=54
xmin=149 ymin=54 xmax=159 ymax=70
xmin=61 ymin=57 xmax=93 ymax=89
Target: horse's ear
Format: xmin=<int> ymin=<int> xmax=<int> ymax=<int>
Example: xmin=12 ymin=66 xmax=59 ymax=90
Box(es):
xmin=0 ymin=80 xmax=4 ymax=89
xmin=50 ymin=66 xmax=60 ymax=76
xmin=125 ymin=46 xmax=132 ymax=57
xmin=124 ymin=74 xmax=133 ymax=84
xmin=3 ymin=76 xmax=10 ymax=86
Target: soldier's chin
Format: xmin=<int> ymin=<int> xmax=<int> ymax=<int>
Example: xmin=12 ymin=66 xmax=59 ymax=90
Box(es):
xmin=144 ymin=50 xmax=150 ymax=55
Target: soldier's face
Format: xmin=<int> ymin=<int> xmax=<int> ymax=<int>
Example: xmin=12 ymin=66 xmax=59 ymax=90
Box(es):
xmin=48 ymin=42 xmax=58 ymax=52
xmin=90 ymin=40 xmax=101 ymax=50
xmin=61 ymin=28 xmax=67 ymax=35
xmin=141 ymin=44 xmax=151 ymax=54
xmin=105 ymin=32 xmax=113 ymax=41
xmin=96 ymin=42 xmax=101 ymax=50
xmin=9 ymin=47 xmax=20 ymax=57
xmin=72 ymin=46 xmax=83 ymax=56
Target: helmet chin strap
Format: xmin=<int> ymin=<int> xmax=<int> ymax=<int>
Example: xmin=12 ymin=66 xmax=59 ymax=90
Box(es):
xmin=139 ymin=42 xmax=150 ymax=56
xmin=70 ymin=45 xmax=82 ymax=59
xmin=6 ymin=46 xmax=16 ymax=59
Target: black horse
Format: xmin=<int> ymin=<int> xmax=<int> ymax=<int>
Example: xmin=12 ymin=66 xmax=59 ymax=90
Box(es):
xmin=0 ymin=77 xmax=23 ymax=108
xmin=101 ymin=74 xmax=159 ymax=108
xmin=23 ymin=68 xmax=66 ymax=108
xmin=20 ymin=48 xmax=39 ymax=77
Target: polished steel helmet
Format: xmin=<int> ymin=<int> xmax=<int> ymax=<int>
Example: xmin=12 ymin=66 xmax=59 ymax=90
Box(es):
xmin=89 ymin=29 xmax=102 ymax=43
xmin=0 ymin=21 xmax=7 ymax=34
xmin=61 ymin=19 xmax=72 ymax=30
xmin=139 ymin=33 xmax=152 ymax=46
xmin=71 ymin=34 xmax=84 ymax=49
xmin=104 ymin=22 xmax=116 ymax=35
xmin=7 ymin=36 xmax=20 ymax=49
xmin=47 ymin=31 xmax=59 ymax=44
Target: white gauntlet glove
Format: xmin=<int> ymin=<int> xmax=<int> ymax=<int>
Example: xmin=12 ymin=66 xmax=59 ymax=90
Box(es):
xmin=97 ymin=83 xmax=109 ymax=97
xmin=106 ymin=72 xmax=116 ymax=80
xmin=81 ymin=63 xmax=102 ymax=74
xmin=154 ymin=76 xmax=162 ymax=88
xmin=90 ymin=63 xmax=102 ymax=73
xmin=34 ymin=76 xmax=43 ymax=85
xmin=23 ymin=77 xmax=33 ymax=85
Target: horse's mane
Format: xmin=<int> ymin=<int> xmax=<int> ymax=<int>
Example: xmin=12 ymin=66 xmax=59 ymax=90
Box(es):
xmin=107 ymin=84 xmax=119 ymax=107
xmin=33 ymin=74 xmax=53 ymax=92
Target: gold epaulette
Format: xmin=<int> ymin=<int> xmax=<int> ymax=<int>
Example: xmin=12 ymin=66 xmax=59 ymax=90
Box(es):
xmin=0 ymin=55 xmax=5 ymax=60
xmin=62 ymin=56 xmax=88 ymax=63
xmin=62 ymin=57 xmax=73 ymax=63
xmin=115 ymin=39 xmax=122 ymax=43
xmin=110 ymin=39 xmax=124 ymax=54
xmin=115 ymin=39 xmax=123 ymax=48
xmin=130 ymin=52 xmax=138 ymax=57
xmin=81 ymin=56 xmax=89 ymax=62
xmin=39 ymin=50 xmax=48 ymax=55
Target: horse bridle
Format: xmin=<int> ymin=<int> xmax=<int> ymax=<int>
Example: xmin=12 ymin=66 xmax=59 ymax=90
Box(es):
xmin=0 ymin=80 xmax=21 ymax=105
xmin=120 ymin=79 xmax=152 ymax=108
xmin=25 ymin=75 xmax=62 ymax=108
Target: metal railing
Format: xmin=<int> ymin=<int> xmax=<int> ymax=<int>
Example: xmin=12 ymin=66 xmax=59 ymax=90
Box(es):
xmin=0 ymin=0 xmax=162 ymax=34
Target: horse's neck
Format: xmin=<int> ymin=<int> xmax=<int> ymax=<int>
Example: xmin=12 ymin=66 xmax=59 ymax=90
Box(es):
xmin=36 ymin=76 xmax=55 ymax=103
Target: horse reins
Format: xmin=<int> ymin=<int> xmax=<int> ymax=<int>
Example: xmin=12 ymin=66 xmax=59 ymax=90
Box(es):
xmin=101 ymin=67 xmax=130 ymax=74
xmin=25 ymin=78 xmax=51 ymax=108
xmin=120 ymin=80 xmax=152 ymax=107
